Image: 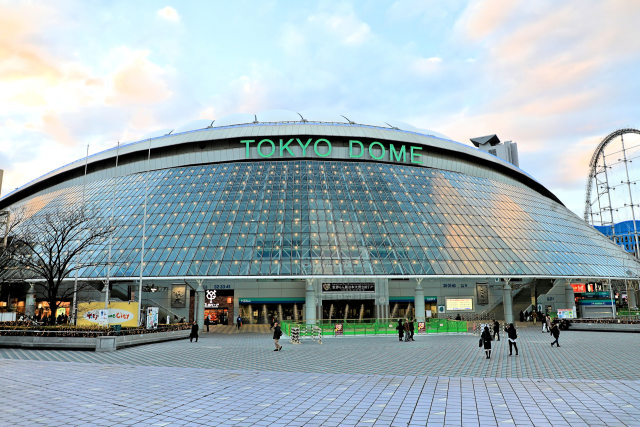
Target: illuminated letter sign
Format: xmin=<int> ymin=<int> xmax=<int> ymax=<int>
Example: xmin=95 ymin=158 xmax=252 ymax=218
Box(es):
xmin=239 ymin=137 xmax=426 ymax=165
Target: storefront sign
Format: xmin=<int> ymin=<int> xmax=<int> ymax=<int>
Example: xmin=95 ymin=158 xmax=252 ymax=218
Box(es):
xmin=77 ymin=302 xmax=139 ymax=327
xmin=445 ymin=298 xmax=473 ymax=311
xmin=577 ymin=300 xmax=613 ymax=306
xmin=205 ymin=289 xmax=219 ymax=308
xmin=322 ymin=282 xmax=375 ymax=292
xmin=570 ymin=283 xmax=586 ymax=293
xmin=240 ymin=138 xmax=424 ymax=165
xmin=334 ymin=323 xmax=343 ymax=335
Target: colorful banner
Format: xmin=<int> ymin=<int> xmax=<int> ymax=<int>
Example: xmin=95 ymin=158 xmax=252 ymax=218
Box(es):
xmin=77 ymin=301 xmax=139 ymax=327
xmin=418 ymin=322 xmax=426 ymax=333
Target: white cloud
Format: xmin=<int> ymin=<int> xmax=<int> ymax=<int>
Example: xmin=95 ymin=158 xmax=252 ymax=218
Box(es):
xmin=308 ymin=12 xmax=372 ymax=46
xmin=157 ymin=6 xmax=180 ymax=22
xmin=412 ymin=56 xmax=443 ymax=75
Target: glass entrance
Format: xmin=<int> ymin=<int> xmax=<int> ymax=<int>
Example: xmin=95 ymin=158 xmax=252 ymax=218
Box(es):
xmin=322 ymin=300 xmax=374 ymax=322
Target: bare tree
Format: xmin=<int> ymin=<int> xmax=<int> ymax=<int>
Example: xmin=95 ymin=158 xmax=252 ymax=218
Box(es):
xmin=10 ymin=207 xmax=113 ymax=321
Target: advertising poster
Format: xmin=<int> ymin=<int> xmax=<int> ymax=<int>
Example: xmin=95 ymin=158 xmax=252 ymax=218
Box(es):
xmin=334 ymin=323 xmax=343 ymax=335
xmin=146 ymin=307 xmax=159 ymax=329
xmin=77 ymin=302 xmax=139 ymax=327
xmin=418 ymin=322 xmax=426 ymax=333
xmin=557 ymin=309 xmax=576 ymax=319
xmin=171 ymin=284 xmax=186 ymax=308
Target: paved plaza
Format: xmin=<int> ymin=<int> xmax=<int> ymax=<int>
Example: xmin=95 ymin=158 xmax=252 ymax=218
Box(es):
xmin=0 ymin=326 xmax=639 ymax=426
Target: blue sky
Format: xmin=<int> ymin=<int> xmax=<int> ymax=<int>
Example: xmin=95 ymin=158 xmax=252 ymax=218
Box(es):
xmin=1 ymin=0 xmax=639 ymax=216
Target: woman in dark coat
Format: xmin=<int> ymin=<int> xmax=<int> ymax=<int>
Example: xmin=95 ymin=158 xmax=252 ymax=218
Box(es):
xmin=481 ymin=326 xmax=492 ymax=359
xmin=396 ymin=319 xmax=404 ymax=342
xmin=189 ymin=321 xmax=199 ymax=343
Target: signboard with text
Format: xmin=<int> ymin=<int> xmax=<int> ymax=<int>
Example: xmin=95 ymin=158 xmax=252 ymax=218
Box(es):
xmin=570 ymin=283 xmax=586 ymax=293
xmin=321 ymin=283 xmax=374 ymax=292
xmin=445 ymin=298 xmax=473 ymax=311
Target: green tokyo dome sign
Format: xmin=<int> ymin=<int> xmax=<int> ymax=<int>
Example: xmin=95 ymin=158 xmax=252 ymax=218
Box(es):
xmin=240 ymin=138 xmax=424 ymax=165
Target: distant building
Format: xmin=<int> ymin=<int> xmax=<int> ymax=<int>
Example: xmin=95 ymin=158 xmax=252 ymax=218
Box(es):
xmin=470 ymin=134 xmax=519 ymax=167
xmin=594 ymin=220 xmax=640 ymax=257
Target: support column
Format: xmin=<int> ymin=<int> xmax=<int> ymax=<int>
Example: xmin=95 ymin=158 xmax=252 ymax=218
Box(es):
xmin=374 ymin=278 xmax=389 ymax=322
xmin=414 ymin=278 xmax=425 ymax=323
xmin=25 ymin=283 xmax=36 ymax=318
xmin=565 ymin=280 xmax=575 ymax=312
xmin=628 ymin=282 xmax=638 ymax=310
xmin=503 ymin=280 xmax=514 ymax=324
xmin=233 ymin=293 xmax=239 ymax=326
xmin=195 ymin=282 xmax=205 ymax=332
xmin=530 ymin=281 xmax=537 ymax=312
xmin=305 ymin=279 xmax=316 ymax=325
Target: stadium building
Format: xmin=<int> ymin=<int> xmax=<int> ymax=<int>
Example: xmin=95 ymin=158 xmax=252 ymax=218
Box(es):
xmin=1 ymin=111 xmax=639 ymax=325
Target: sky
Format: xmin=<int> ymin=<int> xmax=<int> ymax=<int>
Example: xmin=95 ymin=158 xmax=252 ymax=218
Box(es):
xmin=1 ymin=0 xmax=639 ymax=217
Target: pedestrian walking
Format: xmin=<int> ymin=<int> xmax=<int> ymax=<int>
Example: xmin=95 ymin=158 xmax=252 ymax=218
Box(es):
xmin=541 ymin=315 xmax=548 ymax=333
xmin=273 ymin=321 xmax=283 ymax=351
xmin=396 ymin=319 xmax=404 ymax=342
xmin=408 ymin=319 xmax=415 ymax=341
xmin=492 ymin=319 xmax=500 ymax=341
xmin=403 ymin=320 xmax=411 ymax=342
xmin=550 ymin=322 xmax=560 ymax=347
xmin=481 ymin=326 xmax=492 ymax=359
xmin=236 ymin=315 xmax=242 ymax=330
xmin=204 ymin=316 xmax=210 ymax=332
xmin=504 ymin=323 xmax=518 ymax=356
xmin=189 ymin=321 xmax=199 ymax=343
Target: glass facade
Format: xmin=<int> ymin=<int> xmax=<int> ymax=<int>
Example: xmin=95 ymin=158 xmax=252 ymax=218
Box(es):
xmin=12 ymin=159 xmax=638 ymax=279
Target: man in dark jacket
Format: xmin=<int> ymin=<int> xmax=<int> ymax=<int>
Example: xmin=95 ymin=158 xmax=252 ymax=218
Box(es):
xmin=273 ymin=321 xmax=283 ymax=351
xmin=190 ymin=321 xmax=199 ymax=343
xmin=492 ymin=320 xmax=500 ymax=341
xmin=408 ymin=320 xmax=415 ymax=341
xmin=505 ymin=323 xmax=518 ymax=356
xmin=550 ymin=322 xmax=560 ymax=347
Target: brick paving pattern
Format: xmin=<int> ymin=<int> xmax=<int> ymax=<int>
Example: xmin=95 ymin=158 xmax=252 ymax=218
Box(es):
xmin=0 ymin=326 xmax=638 ymax=426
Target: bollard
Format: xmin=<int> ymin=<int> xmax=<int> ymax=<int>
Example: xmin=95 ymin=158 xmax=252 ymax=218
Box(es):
xmin=290 ymin=327 xmax=300 ymax=344
xmin=312 ymin=325 xmax=322 ymax=344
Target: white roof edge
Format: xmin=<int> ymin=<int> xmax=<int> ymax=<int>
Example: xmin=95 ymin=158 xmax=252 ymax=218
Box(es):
xmin=1 ymin=121 xmax=539 ymax=202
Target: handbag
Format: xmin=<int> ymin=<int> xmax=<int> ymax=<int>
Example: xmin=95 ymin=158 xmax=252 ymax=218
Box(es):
xmin=478 ymin=338 xmax=483 ymax=347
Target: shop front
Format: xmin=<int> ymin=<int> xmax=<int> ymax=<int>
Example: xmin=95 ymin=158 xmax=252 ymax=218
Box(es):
xmin=204 ymin=289 xmax=234 ymax=325
xmin=238 ymin=297 xmax=305 ymax=324
xmin=389 ymin=296 xmax=438 ymax=319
